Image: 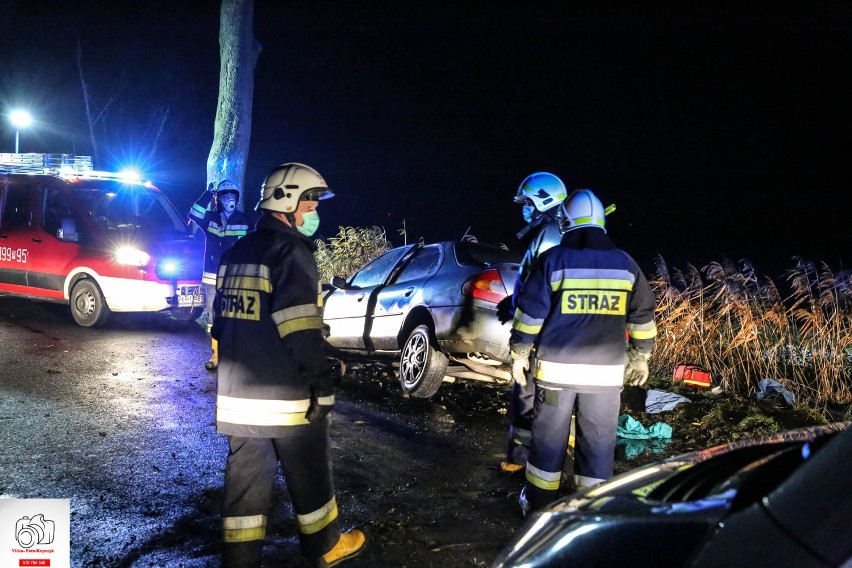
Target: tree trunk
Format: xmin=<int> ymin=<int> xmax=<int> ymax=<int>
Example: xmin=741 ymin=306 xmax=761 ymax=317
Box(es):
xmin=207 ymin=0 xmax=261 ymax=209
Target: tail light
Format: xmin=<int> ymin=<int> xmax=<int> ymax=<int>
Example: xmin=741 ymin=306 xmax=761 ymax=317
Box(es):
xmin=462 ymin=269 xmax=508 ymax=304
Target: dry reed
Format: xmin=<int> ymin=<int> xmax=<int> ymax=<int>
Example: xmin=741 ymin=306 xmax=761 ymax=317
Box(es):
xmin=650 ymin=255 xmax=852 ymax=407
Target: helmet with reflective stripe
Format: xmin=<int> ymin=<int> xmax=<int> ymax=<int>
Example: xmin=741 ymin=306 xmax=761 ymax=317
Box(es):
xmin=216 ymin=179 xmax=240 ymax=202
xmin=514 ymin=172 xmax=567 ymax=212
xmin=256 ymin=163 xmax=334 ymax=213
xmin=559 ymin=189 xmax=607 ymax=234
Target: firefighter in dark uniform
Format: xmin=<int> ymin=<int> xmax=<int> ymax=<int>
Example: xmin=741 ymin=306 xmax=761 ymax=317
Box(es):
xmin=187 ymin=179 xmax=250 ymax=371
xmin=498 ymin=172 xmax=567 ymax=475
xmin=509 ymin=189 xmax=657 ymax=515
xmin=211 ymin=162 xmax=366 ymax=568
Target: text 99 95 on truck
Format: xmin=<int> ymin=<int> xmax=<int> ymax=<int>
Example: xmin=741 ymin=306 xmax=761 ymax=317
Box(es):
xmin=0 ymin=153 xmax=205 ymax=326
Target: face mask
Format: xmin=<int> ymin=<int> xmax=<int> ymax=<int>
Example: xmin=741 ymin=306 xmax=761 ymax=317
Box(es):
xmin=522 ymin=205 xmax=536 ymax=224
xmin=220 ymin=195 xmax=237 ymax=214
xmin=297 ymin=210 xmax=320 ymax=237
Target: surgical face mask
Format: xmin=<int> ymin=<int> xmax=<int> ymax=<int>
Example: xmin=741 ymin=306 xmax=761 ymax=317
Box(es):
xmin=522 ymin=204 xmax=536 ymax=224
xmin=297 ymin=210 xmax=320 ymax=237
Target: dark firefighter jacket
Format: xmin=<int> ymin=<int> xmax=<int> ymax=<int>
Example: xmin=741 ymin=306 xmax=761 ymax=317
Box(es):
xmin=187 ymin=189 xmax=250 ymax=285
xmin=510 ymin=228 xmax=657 ymax=389
xmin=211 ymin=214 xmax=333 ymax=438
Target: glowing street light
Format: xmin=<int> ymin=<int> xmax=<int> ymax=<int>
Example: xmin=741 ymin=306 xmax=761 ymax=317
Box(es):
xmin=10 ymin=110 xmax=32 ymax=153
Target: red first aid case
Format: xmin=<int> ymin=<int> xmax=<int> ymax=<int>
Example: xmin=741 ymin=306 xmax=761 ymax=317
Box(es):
xmin=673 ymin=364 xmax=712 ymax=388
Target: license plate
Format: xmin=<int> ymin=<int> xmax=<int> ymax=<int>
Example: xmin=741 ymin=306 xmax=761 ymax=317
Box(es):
xmin=178 ymin=294 xmax=205 ymax=307
xmin=176 ymin=284 xmax=204 ymax=307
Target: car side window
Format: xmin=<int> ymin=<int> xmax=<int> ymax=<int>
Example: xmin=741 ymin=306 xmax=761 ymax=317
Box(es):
xmin=393 ymin=246 xmax=441 ymax=284
xmin=350 ymin=246 xmax=413 ymax=288
xmin=42 ymin=187 xmax=83 ymax=242
xmin=0 ymin=185 xmax=32 ymax=228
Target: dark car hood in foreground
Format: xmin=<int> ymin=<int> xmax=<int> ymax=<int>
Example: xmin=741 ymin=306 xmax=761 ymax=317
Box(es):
xmin=492 ymin=422 xmax=852 ymax=568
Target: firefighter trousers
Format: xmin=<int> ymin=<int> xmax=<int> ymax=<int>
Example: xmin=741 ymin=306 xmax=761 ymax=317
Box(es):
xmin=504 ymin=362 xmax=537 ymax=465
xmin=204 ymin=282 xmax=217 ymax=333
xmin=221 ymin=419 xmax=341 ymax=566
xmin=523 ymin=385 xmax=620 ymax=512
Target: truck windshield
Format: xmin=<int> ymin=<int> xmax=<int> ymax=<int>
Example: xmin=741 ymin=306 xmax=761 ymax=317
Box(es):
xmin=75 ymin=183 xmax=190 ymax=236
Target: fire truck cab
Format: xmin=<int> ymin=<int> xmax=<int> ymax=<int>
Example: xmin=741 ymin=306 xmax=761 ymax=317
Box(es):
xmin=0 ymin=153 xmax=205 ymax=327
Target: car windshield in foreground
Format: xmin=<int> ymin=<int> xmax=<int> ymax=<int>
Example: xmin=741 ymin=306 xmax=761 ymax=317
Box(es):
xmin=454 ymin=241 xmax=522 ymax=266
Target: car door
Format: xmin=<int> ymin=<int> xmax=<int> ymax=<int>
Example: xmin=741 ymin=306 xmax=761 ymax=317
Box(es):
xmin=369 ymin=244 xmax=443 ymax=350
xmin=323 ymin=244 xmax=414 ymax=350
xmin=0 ymin=180 xmax=37 ymax=293
xmin=24 ymin=184 xmax=87 ymax=300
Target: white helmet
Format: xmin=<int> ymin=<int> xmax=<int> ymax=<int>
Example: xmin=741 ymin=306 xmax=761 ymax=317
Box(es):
xmin=256 ymin=163 xmax=334 ymax=213
xmin=514 ymin=172 xmax=567 ymax=212
xmin=216 ymin=179 xmax=240 ymax=201
xmin=559 ymin=189 xmax=607 ymax=234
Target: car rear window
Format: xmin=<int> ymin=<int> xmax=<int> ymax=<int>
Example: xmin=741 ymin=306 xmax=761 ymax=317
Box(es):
xmin=454 ymin=242 xmax=522 ymax=266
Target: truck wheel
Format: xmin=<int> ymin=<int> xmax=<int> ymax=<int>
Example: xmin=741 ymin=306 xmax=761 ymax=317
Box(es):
xmin=70 ymin=279 xmax=110 ymax=327
xmin=398 ymin=324 xmax=447 ymax=398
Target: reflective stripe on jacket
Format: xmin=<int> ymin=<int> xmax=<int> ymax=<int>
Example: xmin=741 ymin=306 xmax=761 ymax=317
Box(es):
xmin=510 ymin=228 xmax=656 ymax=388
xmin=212 ymin=214 xmax=332 ymax=437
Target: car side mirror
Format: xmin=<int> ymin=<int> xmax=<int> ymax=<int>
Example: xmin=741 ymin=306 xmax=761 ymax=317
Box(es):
xmin=331 ymin=276 xmax=348 ymax=290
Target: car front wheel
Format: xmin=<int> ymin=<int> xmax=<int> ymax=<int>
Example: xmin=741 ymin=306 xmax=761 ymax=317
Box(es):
xmin=399 ymin=324 xmax=448 ymax=398
xmin=70 ymin=279 xmax=110 ymax=327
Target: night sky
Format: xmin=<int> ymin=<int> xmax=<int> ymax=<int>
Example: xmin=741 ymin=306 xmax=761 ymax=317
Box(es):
xmin=2 ymin=1 xmax=851 ymax=278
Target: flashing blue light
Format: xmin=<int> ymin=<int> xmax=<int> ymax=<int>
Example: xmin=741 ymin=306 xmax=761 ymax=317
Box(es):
xmin=801 ymin=442 xmax=811 ymax=460
xmin=117 ymin=168 xmax=143 ymax=183
xmin=160 ymin=260 xmax=180 ymax=275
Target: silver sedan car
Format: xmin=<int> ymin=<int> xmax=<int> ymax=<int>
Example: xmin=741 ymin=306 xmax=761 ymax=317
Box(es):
xmin=322 ymin=240 xmax=521 ymax=398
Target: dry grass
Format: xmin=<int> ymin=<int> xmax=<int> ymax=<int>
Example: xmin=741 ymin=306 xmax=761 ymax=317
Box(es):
xmin=314 ymin=225 xmax=393 ymax=284
xmin=651 ymin=255 xmax=852 ymax=409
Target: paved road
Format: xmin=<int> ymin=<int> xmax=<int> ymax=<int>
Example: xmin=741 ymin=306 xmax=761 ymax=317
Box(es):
xmin=0 ymin=296 xmax=523 ymax=567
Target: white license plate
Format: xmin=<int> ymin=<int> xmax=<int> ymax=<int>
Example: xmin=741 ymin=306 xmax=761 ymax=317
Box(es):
xmin=178 ymin=294 xmax=205 ymax=307
xmin=176 ymin=284 xmax=204 ymax=307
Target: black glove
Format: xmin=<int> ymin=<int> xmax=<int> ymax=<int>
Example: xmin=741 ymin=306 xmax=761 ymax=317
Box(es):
xmin=303 ymin=372 xmax=335 ymax=423
xmin=305 ymin=385 xmax=334 ymax=422
xmin=497 ymin=295 xmax=514 ymax=324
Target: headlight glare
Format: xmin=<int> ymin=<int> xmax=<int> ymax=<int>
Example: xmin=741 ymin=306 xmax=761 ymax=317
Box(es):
xmin=115 ymin=247 xmax=150 ymax=267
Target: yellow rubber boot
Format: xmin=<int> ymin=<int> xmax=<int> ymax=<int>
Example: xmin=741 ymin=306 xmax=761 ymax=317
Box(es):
xmin=317 ymin=529 xmax=366 ymax=567
xmin=205 ymin=338 xmax=218 ymax=372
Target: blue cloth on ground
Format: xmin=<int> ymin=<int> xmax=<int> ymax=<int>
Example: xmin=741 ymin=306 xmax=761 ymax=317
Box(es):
xmin=755 ymin=378 xmax=795 ymax=407
xmin=645 ymin=389 xmax=691 ymax=413
xmin=617 ymin=415 xmax=673 ymax=439
xmin=616 ymin=415 xmax=673 ymax=459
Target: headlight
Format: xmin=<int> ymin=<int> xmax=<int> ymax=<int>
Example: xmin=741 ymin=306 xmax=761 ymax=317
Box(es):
xmin=115 ymin=246 xmax=150 ymax=267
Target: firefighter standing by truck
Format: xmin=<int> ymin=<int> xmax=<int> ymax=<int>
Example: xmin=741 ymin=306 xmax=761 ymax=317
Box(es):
xmin=187 ymin=180 xmax=250 ymax=371
xmin=498 ymin=172 xmax=568 ymax=475
xmin=211 ymin=162 xmax=366 ymax=567
xmin=508 ymin=188 xmax=656 ymax=515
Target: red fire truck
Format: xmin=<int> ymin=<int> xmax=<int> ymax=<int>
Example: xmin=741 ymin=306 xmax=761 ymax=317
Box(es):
xmin=0 ymin=153 xmax=205 ymax=326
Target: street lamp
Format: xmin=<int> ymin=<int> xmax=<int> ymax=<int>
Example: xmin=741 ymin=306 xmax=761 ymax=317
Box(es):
xmin=10 ymin=110 xmax=32 ymax=153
